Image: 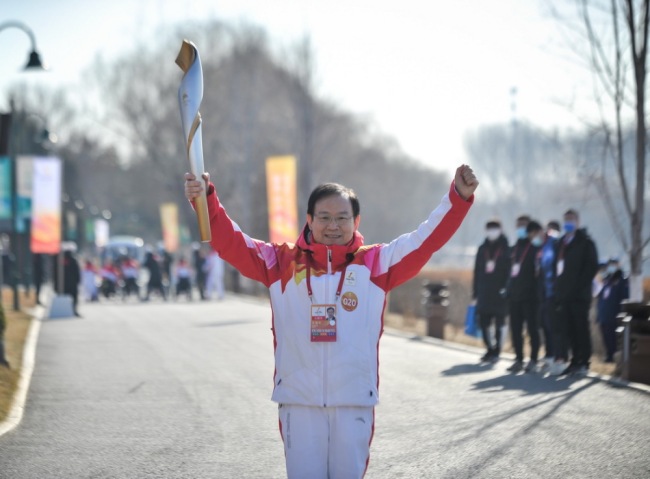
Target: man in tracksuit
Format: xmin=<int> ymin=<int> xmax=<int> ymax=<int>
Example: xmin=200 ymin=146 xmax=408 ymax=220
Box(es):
xmin=184 ymin=165 xmax=478 ymax=478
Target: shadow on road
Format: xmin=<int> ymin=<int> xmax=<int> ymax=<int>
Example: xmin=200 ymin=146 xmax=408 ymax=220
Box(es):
xmin=195 ymin=319 xmax=259 ymax=328
xmin=470 ymin=372 xmax=593 ymax=394
xmin=440 ymin=363 xmax=498 ymax=376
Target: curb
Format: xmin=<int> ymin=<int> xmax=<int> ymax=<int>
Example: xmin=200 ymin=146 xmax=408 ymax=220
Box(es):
xmin=0 ymin=305 xmax=45 ymax=437
xmin=384 ymin=327 xmax=650 ymax=396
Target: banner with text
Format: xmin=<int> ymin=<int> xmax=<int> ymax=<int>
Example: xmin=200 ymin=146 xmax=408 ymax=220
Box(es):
xmin=30 ymin=157 xmax=62 ymax=254
xmin=0 ymin=157 xmax=11 ymax=227
xmin=160 ymin=202 xmax=180 ymax=253
xmin=265 ymin=156 xmax=298 ymax=244
xmin=16 ymin=156 xmax=34 ymax=234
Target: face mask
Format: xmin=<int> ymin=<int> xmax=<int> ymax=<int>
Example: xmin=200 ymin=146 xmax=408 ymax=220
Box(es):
xmin=547 ymin=229 xmax=560 ymax=239
xmin=564 ymin=221 xmax=576 ymax=233
xmin=516 ymin=226 xmax=527 ymax=239
xmin=531 ymin=236 xmax=543 ymax=247
xmin=606 ymin=265 xmax=617 ymax=275
xmin=486 ymin=228 xmax=501 ymax=241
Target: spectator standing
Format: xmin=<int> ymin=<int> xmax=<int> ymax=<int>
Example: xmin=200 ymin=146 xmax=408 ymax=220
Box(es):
xmin=175 ymin=256 xmax=193 ymax=300
xmin=596 ymin=257 xmax=629 ymax=363
xmin=472 ymin=219 xmax=511 ymax=363
xmin=507 ymin=216 xmax=541 ymax=373
xmin=537 ymin=221 xmax=561 ymax=372
xmin=553 ymin=209 xmax=599 ymax=376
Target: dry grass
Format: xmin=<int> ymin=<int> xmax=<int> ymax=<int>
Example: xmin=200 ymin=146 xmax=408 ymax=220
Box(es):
xmin=0 ymin=288 xmax=36 ymax=423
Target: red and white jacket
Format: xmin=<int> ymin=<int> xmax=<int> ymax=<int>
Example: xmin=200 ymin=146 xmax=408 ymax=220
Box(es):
xmin=202 ymin=182 xmax=473 ymax=407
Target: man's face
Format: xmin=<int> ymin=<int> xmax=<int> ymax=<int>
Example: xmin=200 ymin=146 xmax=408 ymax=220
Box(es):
xmin=307 ymin=194 xmax=360 ymax=246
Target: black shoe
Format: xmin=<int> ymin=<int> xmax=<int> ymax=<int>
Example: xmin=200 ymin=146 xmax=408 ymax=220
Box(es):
xmin=507 ymin=360 xmax=524 ymax=373
xmin=559 ymin=363 xmax=578 ymax=376
xmin=524 ymin=360 xmax=538 ymax=373
xmin=480 ymin=351 xmax=493 ymax=362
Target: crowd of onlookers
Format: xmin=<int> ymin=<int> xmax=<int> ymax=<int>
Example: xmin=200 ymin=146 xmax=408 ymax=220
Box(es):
xmin=31 ymin=243 xmax=226 ymax=317
xmin=473 ymin=208 xmax=628 ymax=376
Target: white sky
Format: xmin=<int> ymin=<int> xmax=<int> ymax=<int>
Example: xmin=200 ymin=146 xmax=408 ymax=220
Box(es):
xmin=1 ymin=0 xmax=595 ymax=175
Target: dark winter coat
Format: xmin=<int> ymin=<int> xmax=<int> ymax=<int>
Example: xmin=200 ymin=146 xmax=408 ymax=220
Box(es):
xmin=553 ymin=228 xmax=599 ymax=303
xmin=507 ymin=238 xmax=539 ymax=302
xmin=597 ymin=270 xmax=629 ymax=324
xmin=473 ymin=234 xmax=511 ymax=315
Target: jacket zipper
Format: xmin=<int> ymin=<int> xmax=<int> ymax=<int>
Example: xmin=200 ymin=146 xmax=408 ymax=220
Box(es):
xmin=323 ymin=248 xmax=332 ymax=406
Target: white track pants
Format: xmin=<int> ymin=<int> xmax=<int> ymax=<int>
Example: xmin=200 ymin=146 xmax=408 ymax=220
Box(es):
xmin=278 ymin=404 xmax=375 ymax=479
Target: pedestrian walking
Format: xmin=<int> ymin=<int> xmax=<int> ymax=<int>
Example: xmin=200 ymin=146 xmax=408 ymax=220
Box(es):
xmin=203 ymin=249 xmax=225 ymax=300
xmin=82 ymin=259 xmax=99 ymax=302
xmin=32 ymin=253 xmax=45 ymax=306
xmin=192 ymin=242 xmax=207 ymax=300
xmin=53 ymin=250 xmax=82 ymax=317
xmin=553 ymin=209 xmax=599 ymax=376
xmin=143 ymin=251 xmax=167 ymax=301
xmin=472 ymin=219 xmax=510 ymax=363
xmin=184 ymin=164 xmax=478 ymax=478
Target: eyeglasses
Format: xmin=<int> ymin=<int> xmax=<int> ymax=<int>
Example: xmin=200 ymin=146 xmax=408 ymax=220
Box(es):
xmin=314 ymin=215 xmax=353 ymax=226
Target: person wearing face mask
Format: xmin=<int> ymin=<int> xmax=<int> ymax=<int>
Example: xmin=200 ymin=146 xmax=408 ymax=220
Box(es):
xmin=536 ymin=221 xmax=562 ymax=374
xmin=553 ymin=209 xmax=599 ymax=376
xmin=472 ymin=219 xmax=511 ymax=363
xmin=596 ymin=258 xmax=628 ymax=363
xmin=506 ymin=219 xmax=542 ymax=373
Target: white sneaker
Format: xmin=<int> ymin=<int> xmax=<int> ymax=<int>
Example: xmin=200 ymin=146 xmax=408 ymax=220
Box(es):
xmin=548 ymin=360 xmax=567 ymax=376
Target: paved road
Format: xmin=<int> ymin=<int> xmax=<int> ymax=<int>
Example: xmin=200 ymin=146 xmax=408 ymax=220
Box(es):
xmin=0 ymin=295 xmax=649 ymax=478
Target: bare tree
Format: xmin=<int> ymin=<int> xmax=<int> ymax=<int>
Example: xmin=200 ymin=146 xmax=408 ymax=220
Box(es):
xmin=550 ymin=0 xmax=649 ymax=299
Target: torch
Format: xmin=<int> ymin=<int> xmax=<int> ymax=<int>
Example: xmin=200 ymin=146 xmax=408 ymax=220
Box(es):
xmin=176 ymin=39 xmax=211 ymax=242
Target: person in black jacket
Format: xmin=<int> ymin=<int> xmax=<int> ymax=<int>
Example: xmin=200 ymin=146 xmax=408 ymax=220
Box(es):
xmin=53 ymin=250 xmax=82 ymax=317
xmin=596 ymin=258 xmax=629 ymax=363
xmin=473 ymin=219 xmax=511 ymax=363
xmin=507 ymin=217 xmax=542 ymax=373
xmin=553 ymin=209 xmax=599 ymax=376
xmin=143 ymin=251 xmax=167 ymax=301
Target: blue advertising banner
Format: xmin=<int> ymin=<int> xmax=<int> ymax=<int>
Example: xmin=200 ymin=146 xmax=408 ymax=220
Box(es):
xmin=0 ymin=156 xmax=11 ymax=222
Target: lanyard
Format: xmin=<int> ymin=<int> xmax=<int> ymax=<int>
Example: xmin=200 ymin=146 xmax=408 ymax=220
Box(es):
xmin=513 ymin=242 xmax=531 ymax=264
xmin=485 ymin=246 xmax=502 ymax=262
xmin=305 ymin=252 xmax=348 ymax=304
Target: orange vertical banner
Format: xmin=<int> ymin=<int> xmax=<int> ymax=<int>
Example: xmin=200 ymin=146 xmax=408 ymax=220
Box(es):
xmin=160 ymin=202 xmax=180 ymax=253
xmin=30 ymin=157 xmax=62 ymax=254
xmin=266 ymin=156 xmax=298 ymax=244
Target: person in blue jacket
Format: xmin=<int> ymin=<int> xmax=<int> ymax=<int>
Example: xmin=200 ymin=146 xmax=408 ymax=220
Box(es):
xmin=596 ymin=258 xmax=629 ymax=363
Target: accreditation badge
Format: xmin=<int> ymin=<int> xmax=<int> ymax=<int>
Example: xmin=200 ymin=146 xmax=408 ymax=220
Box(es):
xmin=486 ymin=260 xmax=496 ymax=273
xmin=511 ymin=263 xmax=520 ymax=278
xmin=557 ymin=260 xmax=564 ymax=277
xmin=311 ymin=304 xmax=337 ymax=342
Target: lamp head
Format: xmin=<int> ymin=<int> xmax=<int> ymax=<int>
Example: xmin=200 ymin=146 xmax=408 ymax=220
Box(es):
xmin=24 ymin=49 xmax=45 ymax=70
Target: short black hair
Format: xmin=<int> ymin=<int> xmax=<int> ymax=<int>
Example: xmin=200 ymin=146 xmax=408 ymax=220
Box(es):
xmin=564 ymin=209 xmax=579 ymax=218
xmin=516 ymin=215 xmax=531 ymax=224
xmin=486 ymin=219 xmax=501 ymax=229
xmin=307 ymin=183 xmax=360 ymax=218
xmin=547 ymin=220 xmax=560 ymax=231
xmin=526 ymin=220 xmax=543 ymax=234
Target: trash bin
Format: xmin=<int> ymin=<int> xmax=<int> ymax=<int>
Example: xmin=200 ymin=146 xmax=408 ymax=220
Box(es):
xmin=422 ymin=280 xmax=449 ymax=339
xmin=617 ymin=302 xmax=650 ymax=385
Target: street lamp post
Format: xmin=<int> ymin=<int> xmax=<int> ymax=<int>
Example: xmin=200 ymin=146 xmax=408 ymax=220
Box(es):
xmin=0 ymin=20 xmax=47 ymax=310
xmin=0 ymin=21 xmax=46 ymax=71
